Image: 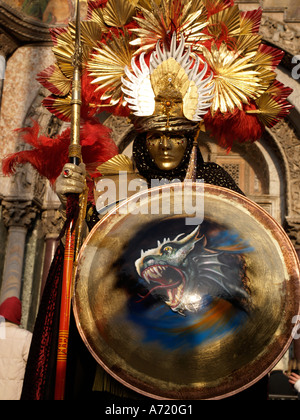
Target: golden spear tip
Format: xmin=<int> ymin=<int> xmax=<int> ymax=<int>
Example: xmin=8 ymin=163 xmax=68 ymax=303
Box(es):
xmin=69 ymin=0 xmax=82 ymax=161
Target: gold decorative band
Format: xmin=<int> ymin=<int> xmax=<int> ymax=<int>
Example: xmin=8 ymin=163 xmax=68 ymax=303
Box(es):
xmin=57 ymin=330 xmax=69 ymax=361
xmin=69 ymin=144 xmax=82 ymax=160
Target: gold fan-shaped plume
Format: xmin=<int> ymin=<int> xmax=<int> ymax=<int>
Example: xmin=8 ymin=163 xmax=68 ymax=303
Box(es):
xmin=130 ymin=0 xmax=210 ymax=54
xmin=207 ymin=5 xmax=240 ymax=40
xmin=97 ymin=154 xmax=134 ymax=175
xmin=53 ymin=20 xmax=102 ymax=80
xmin=88 ymin=30 xmax=134 ymax=106
xmin=37 ymin=63 xmax=71 ymax=97
xmin=89 ymin=0 xmax=137 ymax=30
xmin=199 ymin=3 xmax=279 ymax=116
xmin=69 ymin=20 xmax=102 ymax=54
xmin=234 ymin=34 xmax=262 ymax=56
xmin=44 ymin=19 xmax=103 ymax=119
xmin=43 ymin=94 xmax=73 ymax=121
xmin=52 ymin=29 xmax=75 ymax=79
xmin=201 ymin=42 xmax=263 ymax=114
xmin=251 ymin=94 xmax=289 ymax=127
xmin=103 ymin=0 xmax=137 ymax=26
xmin=239 ymin=9 xmax=262 ymax=35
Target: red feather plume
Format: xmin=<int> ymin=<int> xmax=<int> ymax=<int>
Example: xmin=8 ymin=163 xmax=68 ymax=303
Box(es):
xmin=2 ymin=121 xmax=70 ymax=184
xmin=2 ymin=119 xmax=119 ymax=186
xmin=204 ymin=104 xmax=264 ymax=152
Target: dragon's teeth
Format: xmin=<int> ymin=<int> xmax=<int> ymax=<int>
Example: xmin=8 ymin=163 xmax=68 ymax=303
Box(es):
xmin=143 ymin=264 xmax=167 ymax=282
xmin=149 ymin=267 xmax=158 ymax=278
xmin=154 ymin=266 xmax=162 ymax=276
xmin=144 ymin=271 xmax=150 ymax=283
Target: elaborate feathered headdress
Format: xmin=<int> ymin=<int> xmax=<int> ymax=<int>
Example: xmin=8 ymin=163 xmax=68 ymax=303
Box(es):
xmin=2 ymin=0 xmax=293 ymax=182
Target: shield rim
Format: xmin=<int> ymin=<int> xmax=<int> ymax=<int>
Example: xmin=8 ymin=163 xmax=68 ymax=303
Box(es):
xmin=73 ymin=182 xmax=300 ymax=400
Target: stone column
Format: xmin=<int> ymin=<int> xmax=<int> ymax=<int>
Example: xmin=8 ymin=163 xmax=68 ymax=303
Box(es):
xmin=0 ymin=30 xmax=19 ymax=110
xmin=40 ymin=208 xmax=64 ymax=297
xmin=0 ymin=200 xmax=37 ymax=304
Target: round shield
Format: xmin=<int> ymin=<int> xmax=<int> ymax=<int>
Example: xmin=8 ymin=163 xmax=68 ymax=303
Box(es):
xmin=73 ymin=183 xmax=300 ymax=399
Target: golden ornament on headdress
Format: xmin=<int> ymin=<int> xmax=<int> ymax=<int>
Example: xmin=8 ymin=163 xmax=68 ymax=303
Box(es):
xmin=37 ymin=0 xmax=292 ymax=139
xmin=122 ymin=32 xmax=214 ymax=126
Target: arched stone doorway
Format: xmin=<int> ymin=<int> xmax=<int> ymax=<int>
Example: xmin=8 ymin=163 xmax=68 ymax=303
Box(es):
xmin=198 ymin=132 xmax=285 ymax=223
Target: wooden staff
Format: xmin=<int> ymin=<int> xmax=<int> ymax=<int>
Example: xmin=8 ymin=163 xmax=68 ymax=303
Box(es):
xmin=55 ymin=0 xmax=82 ymax=400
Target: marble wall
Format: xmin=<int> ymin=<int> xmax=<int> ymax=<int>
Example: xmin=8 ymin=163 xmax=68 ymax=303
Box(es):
xmin=0 ymin=45 xmax=62 ymax=326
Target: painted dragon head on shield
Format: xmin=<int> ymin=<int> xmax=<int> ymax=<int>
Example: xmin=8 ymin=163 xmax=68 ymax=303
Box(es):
xmin=135 ymin=225 xmax=252 ymax=316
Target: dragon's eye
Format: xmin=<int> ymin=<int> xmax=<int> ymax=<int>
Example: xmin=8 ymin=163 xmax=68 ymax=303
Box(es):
xmin=162 ymin=245 xmax=174 ymax=255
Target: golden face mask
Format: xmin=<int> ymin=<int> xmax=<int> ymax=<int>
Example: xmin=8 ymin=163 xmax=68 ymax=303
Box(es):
xmin=146 ymin=132 xmax=188 ymax=171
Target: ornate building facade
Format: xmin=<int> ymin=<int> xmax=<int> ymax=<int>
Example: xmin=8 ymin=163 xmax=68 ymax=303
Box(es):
xmin=0 ymin=0 xmax=299 ymax=396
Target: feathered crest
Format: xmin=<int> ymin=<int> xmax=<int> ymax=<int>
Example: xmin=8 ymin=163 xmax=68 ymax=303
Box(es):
xmin=2 ymin=0 xmax=293 ymax=184
xmin=121 ymin=33 xmax=214 ymax=121
xmin=35 ymin=0 xmax=291 ymax=149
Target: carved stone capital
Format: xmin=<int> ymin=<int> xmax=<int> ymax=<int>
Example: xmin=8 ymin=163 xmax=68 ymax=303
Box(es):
xmin=103 ymin=114 xmax=133 ymax=151
xmin=284 ymin=218 xmax=300 ymax=247
xmin=0 ymin=29 xmax=19 ymax=57
xmin=269 ymin=119 xmax=300 ymax=219
xmin=41 ymin=208 xmax=64 ymax=239
xmin=1 ymin=199 xmax=38 ymax=229
xmin=4 ymin=161 xmax=47 ymax=208
xmin=260 ymin=15 xmax=300 ymax=58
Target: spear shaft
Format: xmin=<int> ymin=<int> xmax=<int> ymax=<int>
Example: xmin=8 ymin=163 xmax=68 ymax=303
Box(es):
xmin=69 ymin=0 xmax=82 ymax=165
xmin=54 ymin=0 xmax=82 ymax=400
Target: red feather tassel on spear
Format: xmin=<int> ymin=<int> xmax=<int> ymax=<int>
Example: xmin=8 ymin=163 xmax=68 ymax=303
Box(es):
xmin=2 ymin=120 xmax=118 ymax=187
